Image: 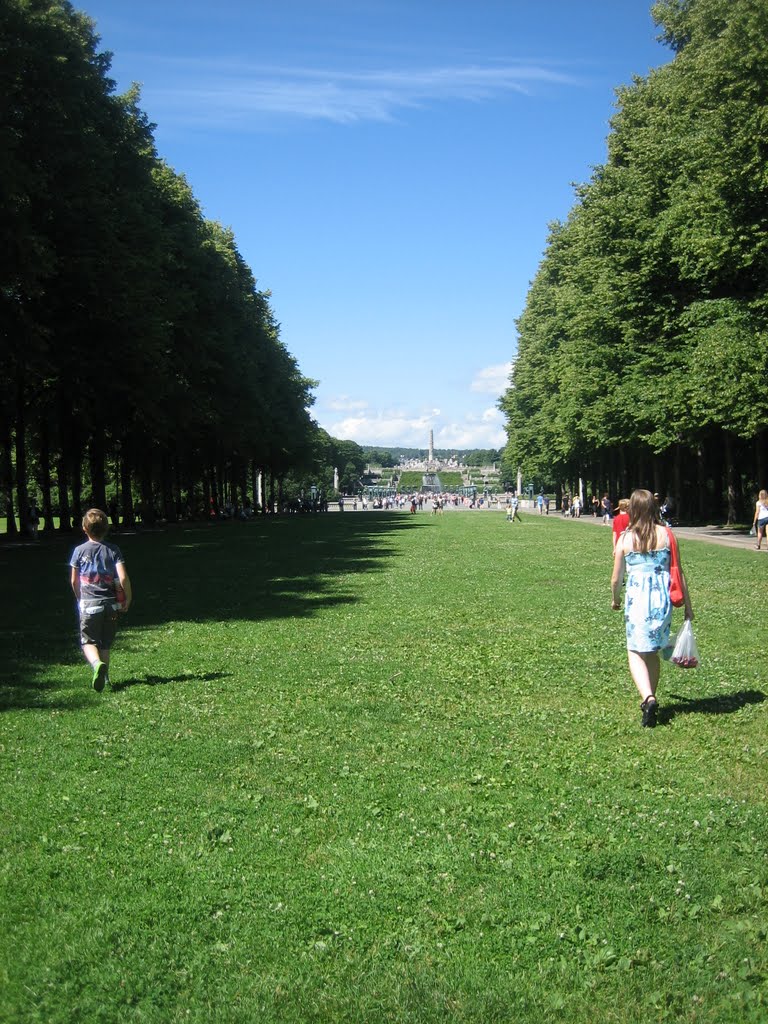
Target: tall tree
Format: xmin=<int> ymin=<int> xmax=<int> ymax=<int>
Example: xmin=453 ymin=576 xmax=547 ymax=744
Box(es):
xmin=501 ymin=0 xmax=768 ymax=518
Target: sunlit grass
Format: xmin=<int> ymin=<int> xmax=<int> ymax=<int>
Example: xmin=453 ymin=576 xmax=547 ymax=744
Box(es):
xmin=1 ymin=512 xmax=766 ymax=1022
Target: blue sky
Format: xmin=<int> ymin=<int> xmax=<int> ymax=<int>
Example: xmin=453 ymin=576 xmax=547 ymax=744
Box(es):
xmin=82 ymin=0 xmax=671 ymax=451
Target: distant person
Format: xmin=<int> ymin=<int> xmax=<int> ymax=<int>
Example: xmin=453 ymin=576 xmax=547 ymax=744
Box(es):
xmin=611 ymin=489 xmax=693 ymax=728
xmin=509 ymin=495 xmax=522 ymax=523
xmin=612 ymin=498 xmax=630 ymax=551
xmin=27 ymin=501 xmax=40 ymax=540
xmin=69 ymin=508 xmax=132 ymax=692
xmin=753 ymin=489 xmax=768 ymax=550
xmin=537 ymin=492 xmax=544 ymax=515
xmin=572 ymin=495 xmax=581 ymax=518
xmin=601 ymin=494 xmax=613 ymax=524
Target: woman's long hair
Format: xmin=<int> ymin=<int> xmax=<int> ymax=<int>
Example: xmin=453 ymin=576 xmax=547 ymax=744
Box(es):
xmin=627 ymin=489 xmax=662 ymax=553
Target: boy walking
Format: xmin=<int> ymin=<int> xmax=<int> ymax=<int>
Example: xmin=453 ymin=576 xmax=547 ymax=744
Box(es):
xmin=69 ymin=508 xmax=132 ymax=692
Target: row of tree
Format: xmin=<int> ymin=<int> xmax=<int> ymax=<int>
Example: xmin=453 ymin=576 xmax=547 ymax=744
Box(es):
xmin=363 ymin=446 xmax=502 ymax=467
xmin=2 ymin=0 xmax=336 ymax=534
xmin=499 ymin=0 xmax=768 ymax=522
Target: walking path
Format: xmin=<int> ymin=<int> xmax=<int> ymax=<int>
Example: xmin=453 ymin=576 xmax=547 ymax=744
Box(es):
xmin=560 ymin=512 xmax=763 ymax=552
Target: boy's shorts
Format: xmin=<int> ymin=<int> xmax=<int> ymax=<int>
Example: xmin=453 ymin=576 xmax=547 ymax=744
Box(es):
xmin=79 ymin=604 xmax=119 ymax=648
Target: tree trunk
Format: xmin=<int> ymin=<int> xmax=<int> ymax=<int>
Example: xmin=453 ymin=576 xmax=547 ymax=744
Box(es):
xmin=236 ymin=460 xmax=248 ymax=512
xmin=652 ymin=457 xmax=662 ymax=501
xmin=120 ymin=451 xmax=135 ymax=527
xmin=15 ymin=376 xmax=29 ymax=536
xmin=253 ymin=464 xmax=264 ymax=513
xmin=209 ymin=466 xmax=219 ymax=517
xmin=173 ymin=458 xmax=183 ymax=521
xmin=0 ymin=419 xmax=17 ymax=536
xmin=672 ymin=445 xmax=682 ymax=523
xmin=57 ymin=447 xmax=71 ymax=532
xmin=220 ymin=462 xmax=229 ymax=508
xmin=634 ymin=451 xmax=645 ymax=492
xmin=71 ymin=444 xmax=83 ymax=528
xmin=139 ymin=461 xmax=154 ymax=525
xmin=696 ymin=445 xmax=706 ymax=522
xmin=619 ymin=446 xmax=628 ymax=497
xmin=89 ymin=433 xmax=107 ymax=511
xmin=723 ymin=432 xmax=738 ymax=526
xmin=39 ymin=422 xmax=54 ymax=533
xmin=160 ymin=452 xmax=175 ymax=521
xmin=710 ymin=435 xmax=724 ymax=520
xmin=756 ymin=429 xmax=767 ymax=492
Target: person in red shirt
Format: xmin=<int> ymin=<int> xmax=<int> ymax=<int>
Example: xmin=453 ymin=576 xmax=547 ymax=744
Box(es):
xmin=612 ymin=498 xmax=630 ymax=551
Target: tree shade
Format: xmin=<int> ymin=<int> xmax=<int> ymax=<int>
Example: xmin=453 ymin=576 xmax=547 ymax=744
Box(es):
xmin=499 ymin=0 xmax=768 ymax=522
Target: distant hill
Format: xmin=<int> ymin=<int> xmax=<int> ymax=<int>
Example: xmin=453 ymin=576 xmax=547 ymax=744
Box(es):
xmin=361 ymin=445 xmax=501 ymax=464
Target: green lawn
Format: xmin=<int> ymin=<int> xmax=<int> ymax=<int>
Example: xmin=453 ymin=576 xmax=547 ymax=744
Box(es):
xmin=1 ymin=512 xmax=766 ymax=1023
xmin=396 ymin=471 xmax=427 ymax=490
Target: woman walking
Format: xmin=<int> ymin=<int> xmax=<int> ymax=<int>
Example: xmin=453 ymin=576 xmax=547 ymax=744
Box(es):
xmin=753 ymin=489 xmax=768 ymax=550
xmin=611 ymin=489 xmax=693 ymax=727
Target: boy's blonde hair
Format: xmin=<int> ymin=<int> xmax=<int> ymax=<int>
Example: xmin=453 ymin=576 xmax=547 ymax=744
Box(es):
xmin=82 ymin=508 xmax=109 ymax=540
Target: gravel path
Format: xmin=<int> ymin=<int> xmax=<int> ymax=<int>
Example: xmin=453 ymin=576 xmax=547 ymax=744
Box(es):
xmin=558 ymin=512 xmax=763 ymax=552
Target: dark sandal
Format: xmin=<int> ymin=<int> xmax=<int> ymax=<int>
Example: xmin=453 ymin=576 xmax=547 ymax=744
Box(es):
xmin=641 ymin=697 xmax=658 ymax=728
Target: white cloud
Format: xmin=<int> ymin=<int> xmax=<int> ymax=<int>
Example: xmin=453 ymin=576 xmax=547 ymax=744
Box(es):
xmin=471 ymin=361 xmax=515 ymax=395
xmin=434 ymin=407 xmax=506 ymax=449
xmin=323 ymin=407 xmax=440 ymax=446
xmin=317 ymin=362 xmax=513 ymax=449
xmin=320 ymin=404 xmax=505 ymax=449
xmin=143 ymin=59 xmax=580 ymax=127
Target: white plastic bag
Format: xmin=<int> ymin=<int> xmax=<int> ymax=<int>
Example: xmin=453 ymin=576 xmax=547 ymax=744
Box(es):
xmin=671 ymin=620 xmax=700 ymax=669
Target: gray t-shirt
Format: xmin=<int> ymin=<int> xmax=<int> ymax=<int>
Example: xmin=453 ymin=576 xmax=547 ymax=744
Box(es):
xmin=69 ymin=540 xmax=124 ymax=608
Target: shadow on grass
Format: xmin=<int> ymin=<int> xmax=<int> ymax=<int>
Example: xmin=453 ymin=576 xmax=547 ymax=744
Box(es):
xmin=0 ymin=514 xmax=426 ymax=709
xmin=0 ymin=677 xmax=94 ymax=712
xmin=0 ymin=670 xmax=230 ymax=709
xmin=128 ymin=514 xmax=427 ymax=628
xmin=110 ymin=670 xmax=230 ymax=692
xmin=659 ymin=689 xmax=766 ymax=724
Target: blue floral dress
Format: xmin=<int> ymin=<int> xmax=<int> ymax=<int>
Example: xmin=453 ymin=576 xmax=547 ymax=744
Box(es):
xmin=624 ymin=548 xmax=672 ymax=652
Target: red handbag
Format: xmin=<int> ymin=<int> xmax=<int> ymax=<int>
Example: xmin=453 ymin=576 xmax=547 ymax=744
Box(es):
xmin=666 ymin=528 xmax=685 ymax=607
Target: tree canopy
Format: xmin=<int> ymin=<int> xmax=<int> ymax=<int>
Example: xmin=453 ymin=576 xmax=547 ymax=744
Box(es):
xmin=1 ymin=0 xmax=324 ymax=530
xmin=499 ymin=0 xmax=768 ymax=521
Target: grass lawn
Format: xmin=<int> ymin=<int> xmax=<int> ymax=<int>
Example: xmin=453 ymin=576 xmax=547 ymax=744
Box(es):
xmin=1 ymin=511 xmax=766 ymax=1023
